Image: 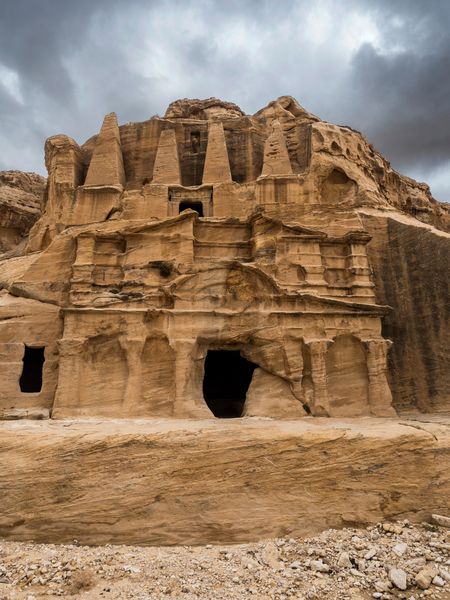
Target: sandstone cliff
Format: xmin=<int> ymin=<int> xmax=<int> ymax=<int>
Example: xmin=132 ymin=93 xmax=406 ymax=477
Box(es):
xmin=362 ymin=211 xmax=450 ymax=413
xmin=0 ymin=97 xmax=449 ymax=549
xmin=0 ymin=96 xmax=448 ymax=419
xmin=0 ymin=170 xmax=45 ymax=253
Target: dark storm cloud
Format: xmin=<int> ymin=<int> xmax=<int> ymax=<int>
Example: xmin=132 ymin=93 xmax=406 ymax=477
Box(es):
xmin=0 ymin=0 xmax=92 ymax=100
xmin=336 ymin=0 xmax=450 ymax=190
xmin=348 ymin=40 xmax=450 ymax=168
xmin=0 ymin=0 xmax=449 ymax=201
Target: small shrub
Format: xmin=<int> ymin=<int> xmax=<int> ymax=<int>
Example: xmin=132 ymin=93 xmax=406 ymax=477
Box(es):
xmin=68 ymin=569 xmax=96 ymax=594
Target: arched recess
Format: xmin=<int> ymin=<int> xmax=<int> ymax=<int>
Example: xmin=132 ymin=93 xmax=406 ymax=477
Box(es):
xmin=171 ymin=263 xmax=281 ymax=310
xmin=325 ymin=334 xmax=370 ymax=416
xmin=141 ymin=337 xmax=175 ymax=416
xmin=80 ymin=334 xmax=127 ymax=416
xmin=320 ymin=168 xmax=356 ymax=205
xmin=202 ymin=349 xmax=256 ymax=418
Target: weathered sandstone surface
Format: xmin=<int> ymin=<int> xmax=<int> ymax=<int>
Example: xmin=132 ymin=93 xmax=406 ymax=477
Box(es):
xmin=0 ymin=170 xmax=45 ymax=253
xmin=0 ymin=96 xmax=448 ymax=547
xmin=0 ymin=96 xmax=447 ymax=421
xmin=0 ymin=416 xmax=449 ymax=546
xmin=362 ymin=211 xmax=450 ymax=413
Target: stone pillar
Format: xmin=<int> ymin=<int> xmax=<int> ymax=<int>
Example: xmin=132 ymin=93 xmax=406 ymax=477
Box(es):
xmin=348 ymin=241 xmax=375 ymax=301
xmin=84 ymin=112 xmax=125 ymax=187
xmin=364 ymin=339 xmax=396 ymax=417
xmin=202 ymin=122 xmax=232 ymax=184
xmin=171 ymin=339 xmax=210 ymax=418
xmin=301 ymin=240 xmax=328 ymax=288
xmin=152 ymin=129 xmax=181 ymax=185
xmin=308 ymin=340 xmax=331 ymax=416
xmin=51 ymin=338 xmax=85 ymax=417
xmin=261 ymin=120 xmax=293 ymax=176
xmin=283 ymin=336 xmax=304 ymax=382
xmin=120 ymin=337 xmax=146 ymax=416
xmin=72 ymin=235 xmax=96 ymax=283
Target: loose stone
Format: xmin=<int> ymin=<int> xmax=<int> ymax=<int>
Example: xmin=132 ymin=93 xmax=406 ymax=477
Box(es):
xmin=388 ymin=567 xmax=408 ymax=590
xmin=432 ymin=575 xmax=445 ymax=587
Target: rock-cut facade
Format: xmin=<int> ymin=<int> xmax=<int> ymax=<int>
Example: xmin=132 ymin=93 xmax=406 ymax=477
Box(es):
xmin=1 ymin=96 xmax=448 ymax=420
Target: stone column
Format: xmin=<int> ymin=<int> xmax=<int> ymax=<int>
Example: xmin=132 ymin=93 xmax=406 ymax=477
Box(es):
xmin=52 ymin=338 xmax=85 ymax=417
xmin=301 ymin=241 xmax=328 ymax=289
xmin=348 ymin=241 xmax=374 ymax=301
xmin=282 ymin=336 xmax=305 ymax=404
xmin=71 ymin=235 xmax=96 ymax=285
xmin=120 ymin=337 xmax=146 ymax=416
xmin=364 ymin=339 xmax=396 ymax=416
xmin=308 ymin=340 xmax=331 ymax=416
xmin=171 ymin=339 xmax=210 ymax=418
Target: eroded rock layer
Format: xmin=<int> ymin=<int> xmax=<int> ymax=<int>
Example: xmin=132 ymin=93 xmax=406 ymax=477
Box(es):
xmin=0 ymin=96 xmax=448 ymax=420
xmin=363 ymin=212 xmax=450 ymax=413
xmin=0 ymin=170 xmax=45 ymax=253
xmin=0 ymin=96 xmax=449 ymax=548
xmin=0 ymin=417 xmax=448 ymax=545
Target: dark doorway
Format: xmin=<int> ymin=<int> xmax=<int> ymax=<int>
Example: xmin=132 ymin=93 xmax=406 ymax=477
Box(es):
xmin=19 ymin=346 xmax=45 ymax=393
xmin=179 ymin=200 xmax=204 ymax=216
xmin=203 ymin=350 xmax=256 ymax=418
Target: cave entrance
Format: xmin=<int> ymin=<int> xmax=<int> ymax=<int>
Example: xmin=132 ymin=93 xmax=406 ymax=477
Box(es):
xmin=203 ymin=350 xmax=256 ymax=418
xmin=19 ymin=346 xmax=45 ymax=393
xmin=179 ymin=200 xmax=203 ymax=216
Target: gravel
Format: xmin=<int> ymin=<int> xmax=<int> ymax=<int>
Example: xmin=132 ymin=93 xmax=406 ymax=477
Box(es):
xmin=0 ymin=520 xmax=449 ymax=599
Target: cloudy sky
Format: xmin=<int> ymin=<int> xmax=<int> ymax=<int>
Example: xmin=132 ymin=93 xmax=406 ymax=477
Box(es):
xmin=1 ymin=0 xmax=449 ymax=201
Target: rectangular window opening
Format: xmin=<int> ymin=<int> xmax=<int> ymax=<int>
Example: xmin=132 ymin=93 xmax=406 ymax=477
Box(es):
xmin=179 ymin=200 xmax=204 ymax=216
xmin=19 ymin=345 xmax=45 ymax=393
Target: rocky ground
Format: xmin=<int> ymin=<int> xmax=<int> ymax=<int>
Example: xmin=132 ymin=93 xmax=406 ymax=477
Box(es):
xmin=0 ymin=520 xmax=449 ymax=600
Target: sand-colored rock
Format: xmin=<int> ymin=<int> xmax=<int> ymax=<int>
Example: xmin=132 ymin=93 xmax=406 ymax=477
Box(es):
xmin=0 ymin=96 xmax=448 ymax=420
xmin=0 ymin=291 xmax=61 ymax=418
xmin=84 ymin=112 xmax=125 ymax=188
xmin=431 ymin=513 xmax=450 ymax=528
xmin=0 ymin=95 xmax=449 ymax=547
xmin=152 ymin=128 xmax=181 ymax=185
xmin=0 ymin=416 xmax=448 ymax=545
xmin=261 ymin=120 xmax=293 ymax=176
xmin=164 ymin=97 xmax=245 ymax=120
xmin=415 ymin=565 xmax=438 ymax=589
xmin=0 ymin=170 xmax=45 ymax=253
xmin=202 ymin=121 xmax=232 ymax=184
xmin=362 ymin=210 xmax=450 ymax=413
xmin=2 ymin=521 xmax=450 ymax=599
xmin=244 ymin=368 xmax=307 ymax=417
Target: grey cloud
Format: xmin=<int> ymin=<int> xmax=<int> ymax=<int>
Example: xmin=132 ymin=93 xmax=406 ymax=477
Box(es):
xmin=0 ymin=0 xmax=449 ymax=201
xmin=345 ymin=41 xmax=450 ymax=167
xmin=331 ymin=1 xmax=450 ymax=200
